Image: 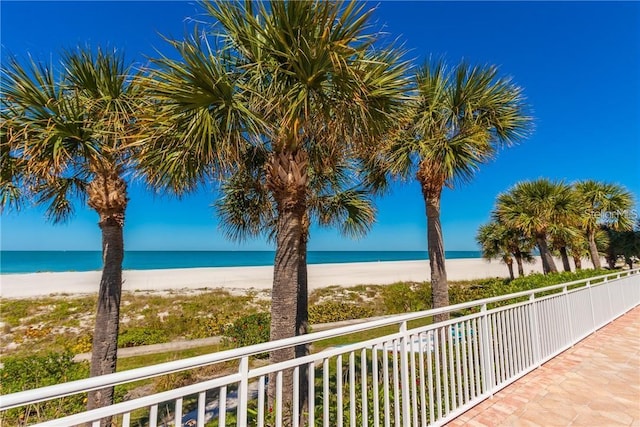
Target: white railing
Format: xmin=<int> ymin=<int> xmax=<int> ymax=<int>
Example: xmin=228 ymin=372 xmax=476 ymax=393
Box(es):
xmin=2 ymin=269 xmax=639 ymax=426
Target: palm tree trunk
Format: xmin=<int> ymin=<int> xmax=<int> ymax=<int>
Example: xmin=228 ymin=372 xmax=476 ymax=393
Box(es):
xmin=268 ymin=205 xmax=304 ymax=414
xmin=587 ymin=230 xmax=601 ymax=269
xmin=573 ymin=255 xmax=582 ymax=270
xmin=536 ymin=234 xmax=557 ymax=274
xmin=559 ymin=246 xmax=571 ymax=272
xmin=424 ymin=191 xmax=449 ymax=322
xmin=295 ymin=226 xmax=310 ymax=425
xmin=514 ymin=250 xmax=525 ymax=277
xmin=506 ymin=258 xmax=515 ymax=280
xmin=87 ymin=214 xmax=124 ymax=420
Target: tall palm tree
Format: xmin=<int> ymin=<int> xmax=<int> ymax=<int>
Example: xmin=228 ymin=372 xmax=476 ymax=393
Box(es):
xmin=216 ymin=144 xmax=376 ymax=418
xmin=138 ymin=0 xmax=409 ymax=408
xmin=387 ymin=61 xmax=531 ymax=319
xmin=573 ymin=180 xmax=634 ymax=269
xmin=1 ymin=48 xmax=141 ymax=414
xmin=495 ymin=179 xmax=577 ymax=274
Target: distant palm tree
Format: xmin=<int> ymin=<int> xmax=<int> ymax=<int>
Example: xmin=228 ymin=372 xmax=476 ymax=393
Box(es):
xmin=566 ymin=231 xmax=591 ymax=270
xmin=495 ymin=179 xmax=577 ymax=274
xmin=387 ymin=61 xmax=531 ymax=319
xmin=477 ymin=220 xmax=534 ymax=279
xmin=573 ymin=180 xmax=634 ymax=269
xmin=549 ymin=225 xmax=580 ymax=272
xmin=477 ymin=221 xmax=516 ymax=279
xmin=137 ymin=0 xmax=409 ymax=410
xmin=1 ymin=48 xmax=141 ymax=415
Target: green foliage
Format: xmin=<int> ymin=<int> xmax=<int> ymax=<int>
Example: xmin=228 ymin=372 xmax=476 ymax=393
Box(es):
xmin=308 ymin=301 xmax=374 ymax=324
xmin=221 ymin=312 xmax=271 ymax=356
xmin=379 ymin=282 xmax=431 ymax=314
xmin=448 ymin=269 xmax=613 ymax=309
xmin=0 ymin=352 xmax=89 ymax=425
xmin=118 ymin=327 xmax=168 ymax=348
xmin=1 ymin=299 xmax=34 ymax=327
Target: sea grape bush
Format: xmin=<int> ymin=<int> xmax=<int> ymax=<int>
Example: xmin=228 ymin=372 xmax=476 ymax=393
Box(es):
xmin=308 ymin=301 xmax=374 ymax=324
xmin=0 ymin=352 xmax=88 ymax=424
xmin=221 ymin=312 xmax=271 ymax=356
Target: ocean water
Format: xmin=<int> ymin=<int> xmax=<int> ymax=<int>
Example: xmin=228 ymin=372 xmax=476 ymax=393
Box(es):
xmin=0 ymin=251 xmax=482 ymax=274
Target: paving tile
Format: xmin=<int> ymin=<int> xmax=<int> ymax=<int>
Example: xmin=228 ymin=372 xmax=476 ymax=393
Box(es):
xmin=445 ymin=307 xmax=640 ymax=427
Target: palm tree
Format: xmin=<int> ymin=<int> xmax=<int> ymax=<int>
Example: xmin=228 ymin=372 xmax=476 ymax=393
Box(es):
xmin=495 ymin=179 xmax=578 ymax=274
xmin=566 ymin=231 xmax=591 ymax=270
xmin=387 ymin=60 xmax=531 ymax=319
xmin=137 ymin=0 xmax=409 ymax=408
xmin=216 ymin=144 xmax=376 ymax=418
xmin=1 ymin=48 xmax=141 ymax=414
xmin=477 ymin=221 xmax=515 ymax=279
xmin=573 ymin=180 xmax=635 ymax=269
xmin=477 ymin=220 xmax=534 ymax=279
xmin=0 ymin=123 xmax=25 ymax=212
xmin=549 ymin=225 xmax=580 ymax=272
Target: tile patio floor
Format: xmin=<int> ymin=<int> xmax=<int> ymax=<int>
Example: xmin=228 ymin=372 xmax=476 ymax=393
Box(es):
xmin=446 ymin=306 xmax=640 ymax=427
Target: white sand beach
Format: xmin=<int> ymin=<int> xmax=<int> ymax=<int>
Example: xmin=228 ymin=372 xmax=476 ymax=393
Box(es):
xmin=0 ymin=257 xmax=565 ymax=299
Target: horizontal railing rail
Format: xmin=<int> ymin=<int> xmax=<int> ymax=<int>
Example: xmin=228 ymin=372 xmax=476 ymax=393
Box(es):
xmin=1 ymin=268 xmax=639 ymax=426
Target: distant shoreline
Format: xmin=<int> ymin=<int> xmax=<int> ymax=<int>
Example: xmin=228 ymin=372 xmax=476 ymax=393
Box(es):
xmin=0 ymin=257 xmax=559 ymax=299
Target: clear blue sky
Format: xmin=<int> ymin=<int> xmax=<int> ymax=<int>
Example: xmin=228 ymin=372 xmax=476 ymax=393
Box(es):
xmin=1 ymin=1 xmax=638 ymax=252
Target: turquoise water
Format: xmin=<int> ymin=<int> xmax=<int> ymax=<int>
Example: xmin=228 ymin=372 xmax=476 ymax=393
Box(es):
xmin=0 ymin=251 xmax=482 ymax=274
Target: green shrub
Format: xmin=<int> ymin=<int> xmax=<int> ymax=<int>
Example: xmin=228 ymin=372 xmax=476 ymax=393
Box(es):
xmin=448 ymin=269 xmax=614 ymax=309
xmin=221 ymin=312 xmax=271 ymax=355
xmin=0 ymin=352 xmax=89 ymax=425
xmin=380 ymin=282 xmax=430 ymax=314
xmin=118 ymin=327 xmax=168 ymax=348
xmin=308 ymin=301 xmax=374 ymax=324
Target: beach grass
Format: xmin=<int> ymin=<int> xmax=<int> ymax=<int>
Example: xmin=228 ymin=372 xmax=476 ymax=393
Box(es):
xmin=0 ymin=268 xmax=619 ymax=425
xmin=1 ymin=268 xmax=612 ymax=360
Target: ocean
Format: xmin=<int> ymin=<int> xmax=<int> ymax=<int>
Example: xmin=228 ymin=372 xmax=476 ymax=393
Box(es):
xmin=0 ymin=251 xmax=482 ymax=274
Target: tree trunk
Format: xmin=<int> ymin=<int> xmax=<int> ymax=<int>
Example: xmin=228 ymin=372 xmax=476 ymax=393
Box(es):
xmin=424 ymin=190 xmax=449 ymax=322
xmin=559 ymin=246 xmax=571 ymax=272
xmin=268 ymin=206 xmax=304 ymax=415
xmin=573 ymin=255 xmax=582 ymax=270
xmin=265 ymin=150 xmax=309 ymax=418
xmin=87 ymin=215 xmax=124 ymax=422
xmin=295 ymin=225 xmax=310 ymax=425
xmin=536 ymin=234 xmax=557 ymax=274
xmin=514 ymin=250 xmax=525 ymax=277
xmin=587 ymin=230 xmax=601 ymax=269
xmin=506 ymin=258 xmax=515 ymax=280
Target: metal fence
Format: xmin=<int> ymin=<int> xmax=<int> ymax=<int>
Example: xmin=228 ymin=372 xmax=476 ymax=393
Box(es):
xmin=2 ymin=269 xmax=639 ymax=426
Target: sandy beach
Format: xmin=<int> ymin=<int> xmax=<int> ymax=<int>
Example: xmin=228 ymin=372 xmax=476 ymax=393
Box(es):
xmin=0 ymin=257 xmax=563 ymax=299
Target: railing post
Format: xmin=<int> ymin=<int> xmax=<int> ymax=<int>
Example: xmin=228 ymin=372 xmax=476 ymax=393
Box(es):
xmin=605 ymin=276 xmax=615 ymax=319
xmin=399 ymin=321 xmax=411 ymax=427
xmin=237 ymin=356 xmax=249 ymax=427
xmin=562 ymin=286 xmax=575 ymax=346
xmin=528 ymin=294 xmax=542 ymax=367
xmin=478 ymin=304 xmax=494 ymax=396
xmin=586 ymin=280 xmax=598 ymax=332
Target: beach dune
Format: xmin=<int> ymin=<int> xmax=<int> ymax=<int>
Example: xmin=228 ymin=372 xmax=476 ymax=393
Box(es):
xmin=0 ymin=257 xmax=564 ymax=299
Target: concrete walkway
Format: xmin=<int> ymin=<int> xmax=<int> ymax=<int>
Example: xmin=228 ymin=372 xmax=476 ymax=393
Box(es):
xmin=447 ymin=306 xmax=640 ymax=426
